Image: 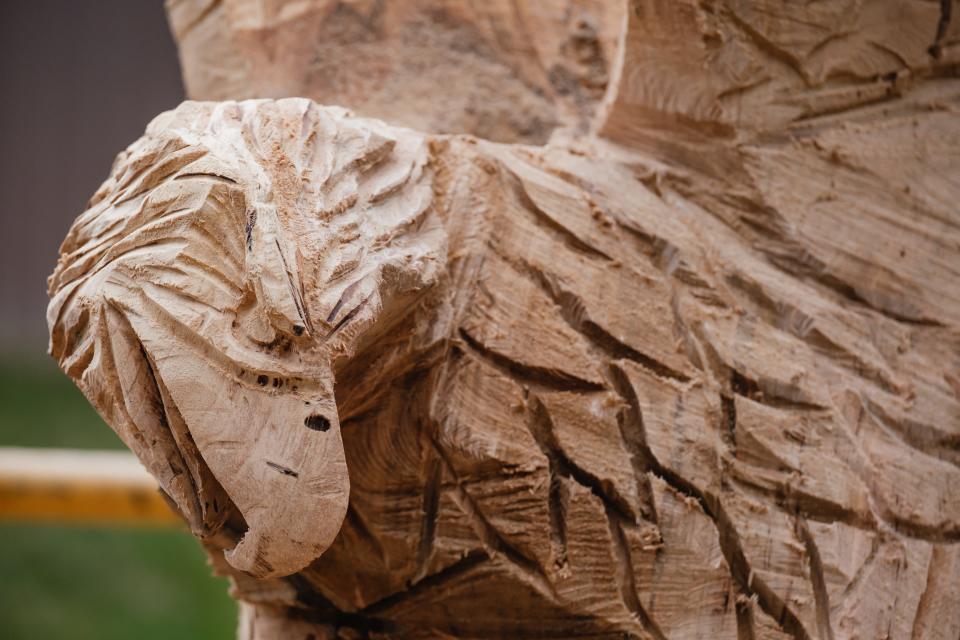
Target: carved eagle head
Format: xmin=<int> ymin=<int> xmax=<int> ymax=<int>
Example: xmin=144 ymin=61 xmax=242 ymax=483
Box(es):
xmin=47 ymin=98 xmax=447 ymax=578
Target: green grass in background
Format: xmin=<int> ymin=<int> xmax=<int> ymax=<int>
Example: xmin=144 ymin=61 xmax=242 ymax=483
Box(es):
xmin=0 ymin=352 xmax=236 ymax=639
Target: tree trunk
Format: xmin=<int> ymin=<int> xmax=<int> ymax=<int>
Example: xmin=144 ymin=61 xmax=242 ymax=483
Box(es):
xmin=48 ymin=1 xmax=960 ymax=637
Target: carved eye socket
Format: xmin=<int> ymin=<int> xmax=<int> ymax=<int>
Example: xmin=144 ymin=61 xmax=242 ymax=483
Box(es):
xmin=304 ymin=414 xmax=331 ymax=431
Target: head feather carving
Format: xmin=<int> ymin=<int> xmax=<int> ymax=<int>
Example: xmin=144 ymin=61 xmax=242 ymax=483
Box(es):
xmin=47 ymin=98 xmax=446 ymax=578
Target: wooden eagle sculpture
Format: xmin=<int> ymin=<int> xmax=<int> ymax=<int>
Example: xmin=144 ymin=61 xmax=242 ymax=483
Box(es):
xmin=48 ymin=1 xmax=960 ymax=638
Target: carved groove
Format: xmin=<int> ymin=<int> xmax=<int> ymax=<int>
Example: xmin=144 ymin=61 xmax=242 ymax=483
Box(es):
xmin=609 ymin=363 xmax=813 ymax=640
xmin=526 ymin=393 xmax=637 ymax=522
xmin=457 ymin=328 xmax=606 ymax=392
xmin=796 ymin=517 xmax=835 ymax=640
xmin=431 ymin=440 xmax=558 ymax=600
xmin=606 ymin=508 xmax=669 ymax=640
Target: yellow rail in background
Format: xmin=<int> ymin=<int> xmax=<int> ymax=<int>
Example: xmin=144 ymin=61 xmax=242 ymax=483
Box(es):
xmin=0 ymin=447 xmax=180 ymax=526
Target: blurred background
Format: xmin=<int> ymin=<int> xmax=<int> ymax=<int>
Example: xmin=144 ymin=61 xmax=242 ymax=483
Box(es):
xmin=0 ymin=1 xmax=235 ymax=637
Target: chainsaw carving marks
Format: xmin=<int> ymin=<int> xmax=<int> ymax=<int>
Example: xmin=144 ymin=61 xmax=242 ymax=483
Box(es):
xmin=47 ymin=99 xmax=443 ymax=579
xmin=49 ymin=93 xmax=960 ymax=639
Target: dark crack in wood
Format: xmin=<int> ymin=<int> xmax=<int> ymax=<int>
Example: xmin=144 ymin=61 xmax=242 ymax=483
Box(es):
xmin=605 ymin=506 xmax=669 ymax=640
xmin=796 ymin=516 xmax=835 ymax=640
xmin=430 ymin=438 xmax=559 ymax=600
xmin=526 ymin=392 xmax=637 ymax=522
xmin=609 ymin=362 xmax=815 ymax=640
xmin=413 ymin=452 xmax=443 ymax=582
xmin=457 ymin=327 xmax=606 ymax=392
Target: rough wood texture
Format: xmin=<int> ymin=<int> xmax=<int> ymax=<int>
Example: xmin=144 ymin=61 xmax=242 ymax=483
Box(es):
xmin=167 ymin=0 xmax=623 ymax=144
xmin=48 ymin=1 xmax=960 ymax=638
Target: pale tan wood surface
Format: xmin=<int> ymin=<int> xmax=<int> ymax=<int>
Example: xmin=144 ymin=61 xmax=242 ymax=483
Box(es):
xmin=167 ymin=0 xmax=623 ymax=144
xmin=47 ymin=1 xmax=960 ymax=638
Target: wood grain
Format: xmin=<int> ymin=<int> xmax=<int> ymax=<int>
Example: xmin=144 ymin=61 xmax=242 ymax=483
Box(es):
xmin=47 ymin=1 xmax=960 ymax=637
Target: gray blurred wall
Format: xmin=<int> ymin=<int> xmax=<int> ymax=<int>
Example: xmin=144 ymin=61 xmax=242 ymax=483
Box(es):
xmin=0 ymin=1 xmax=184 ymax=351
